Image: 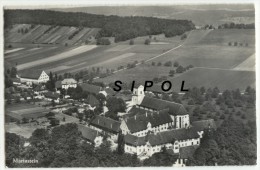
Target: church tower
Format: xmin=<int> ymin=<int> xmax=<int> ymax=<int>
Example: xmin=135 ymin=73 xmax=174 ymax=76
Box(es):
xmin=132 ymin=85 xmax=145 ymax=105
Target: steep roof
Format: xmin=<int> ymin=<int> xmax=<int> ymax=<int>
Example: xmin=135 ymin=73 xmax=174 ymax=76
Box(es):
xmin=80 ymin=83 xmax=102 ymax=95
xmin=89 ymin=115 xmax=121 ymax=134
xmin=124 ymin=127 xmax=200 ymax=147
xmin=62 ymin=78 xmax=77 ymax=85
xmin=78 ymin=124 xmax=101 ymax=143
xmin=19 ymin=70 xmax=44 ymax=79
xmin=139 ymin=96 xmax=187 ymax=115
xmin=191 ymin=119 xmax=217 ymax=132
xmin=125 ymin=109 xmax=173 ymax=133
xmin=86 ymin=94 xmax=100 ymax=107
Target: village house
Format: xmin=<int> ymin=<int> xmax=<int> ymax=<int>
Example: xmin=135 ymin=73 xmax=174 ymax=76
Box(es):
xmin=11 ymin=77 xmax=21 ymax=85
xmin=89 ymin=115 xmax=121 ymax=142
xmin=78 ymin=124 xmax=103 ymax=147
xmin=124 ymin=127 xmax=200 ymax=158
xmin=18 ymin=70 xmax=49 ymax=85
xmin=44 ymin=91 xmax=60 ymax=103
xmin=55 ymin=78 xmax=77 ymax=90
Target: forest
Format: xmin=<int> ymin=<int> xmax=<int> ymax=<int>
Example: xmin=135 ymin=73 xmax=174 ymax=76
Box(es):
xmin=4 ymin=10 xmax=195 ymax=42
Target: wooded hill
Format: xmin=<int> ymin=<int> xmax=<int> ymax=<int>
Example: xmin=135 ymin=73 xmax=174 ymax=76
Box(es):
xmin=4 ymin=10 xmax=195 ymax=42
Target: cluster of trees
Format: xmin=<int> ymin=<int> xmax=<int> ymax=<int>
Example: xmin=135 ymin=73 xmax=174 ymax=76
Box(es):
xmin=96 ymin=38 xmax=111 ymax=45
xmin=5 ymin=124 xmax=143 ymax=167
xmin=5 ymin=66 xmax=17 ymax=88
xmin=218 ymin=23 xmax=255 ymax=29
xmin=188 ymin=116 xmax=256 ymax=165
xmin=17 ymin=27 xmax=29 ymax=34
xmin=5 ymin=10 xmax=195 ymax=42
xmin=228 ymin=41 xmax=248 ymax=47
xmin=105 ymin=97 xmax=126 ymax=120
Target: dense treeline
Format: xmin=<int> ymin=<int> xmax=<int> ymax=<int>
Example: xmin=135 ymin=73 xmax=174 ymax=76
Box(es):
xmin=5 ymin=10 xmax=195 ymax=42
xmin=187 ymin=116 xmax=256 ymax=165
xmin=6 ymin=123 xmax=176 ymax=167
xmin=218 ymin=22 xmax=255 ymax=29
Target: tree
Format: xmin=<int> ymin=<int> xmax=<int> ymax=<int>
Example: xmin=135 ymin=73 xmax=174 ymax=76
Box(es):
xmin=169 ymin=70 xmax=175 ymax=77
xmin=173 ymin=61 xmax=179 ymax=67
xmin=164 ymin=61 xmax=172 ymax=67
xmin=144 ymin=39 xmax=151 ymax=45
xmin=176 ymin=65 xmax=184 ymax=73
xmin=228 ymin=42 xmax=232 ymax=46
xmin=10 ymin=67 xmax=17 ymax=78
xmin=129 ymin=39 xmax=134 ymax=45
xmin=157 ymin=62 xmax=162 ymax=66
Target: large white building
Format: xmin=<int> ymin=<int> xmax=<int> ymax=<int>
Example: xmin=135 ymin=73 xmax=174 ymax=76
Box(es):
xmin=122 ymin=85 xmax=216 ymax=163
xmin=55 ymin=78 xmax=77 ymax=89
xmin=18 ymin=70 xmax=49 ymax=85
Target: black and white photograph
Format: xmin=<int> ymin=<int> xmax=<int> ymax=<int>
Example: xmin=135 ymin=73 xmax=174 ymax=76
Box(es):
xmin=2 ymin=1 xmax=258 ymax=168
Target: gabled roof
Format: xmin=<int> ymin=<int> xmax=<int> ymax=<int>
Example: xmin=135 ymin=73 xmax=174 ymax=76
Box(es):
xmin=80 ymin=83 xmax=102 ymax=95
xmin=124 ymin=109 xmax=173 ymax=133
xmin=86 ymin=94 xmax=100 ymax=107
xmin=89 ymin=115 xmax=121 ymax=134
xmin=139 ymin=96 xmax=187 ymax=115
xmin=191 ymin=119 xmax=217 ymax=132
xmin=78 ymin=124 xmax=101 ymax=143
xmin=19 ymin=70 xmax=45 ymax=79
xmin=124 ymin=127 xmax=200 ymax=147
xmin=61 ymin=78 xmax=77 ymax=85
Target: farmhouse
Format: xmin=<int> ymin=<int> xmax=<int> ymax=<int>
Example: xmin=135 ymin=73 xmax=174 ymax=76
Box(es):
xmin=55 ymin=78 xmax=77 ymax=90
xmin=18 ymin=70 xmax=49 ymax=85
xmin=78 ymin=124 xmax=103 ymax=147
xmin=124 ymin=127 xmax=200 ymax=157
xmin=131 ymin=85 xmax=190 ymax=129
xmin=89 ymin=115 xmax=121 ymax=141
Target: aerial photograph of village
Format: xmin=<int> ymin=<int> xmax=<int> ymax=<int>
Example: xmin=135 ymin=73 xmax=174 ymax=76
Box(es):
xmin=4 ymin=3 xmax=256 ymax=168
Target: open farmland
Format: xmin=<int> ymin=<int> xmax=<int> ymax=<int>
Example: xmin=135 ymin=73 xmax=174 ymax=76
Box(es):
xmin=96 ymin=29 xmax=255 ymax=92
xmin=16 ymin=45 xmax=98 ymax=70
xmin=168 ymin=68 xmax=255 ymax=92
xmin=95 ymin=64 xmax=173 ymax=85
xmin=5 ymin=24 xmax=100 ymax=45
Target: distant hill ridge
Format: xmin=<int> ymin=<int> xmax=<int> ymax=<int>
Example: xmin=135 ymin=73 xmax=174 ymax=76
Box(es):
xmin=5 ymin=9 xmax=195 ymax=42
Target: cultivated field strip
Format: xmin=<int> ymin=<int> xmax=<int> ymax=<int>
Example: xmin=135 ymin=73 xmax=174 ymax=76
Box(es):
xmin=17 ymin=45 xmax=97 ymax=70
xmin=4 ymin=48 xmax=25 ymax=54
xmin=5 ymin=24 xmax=100 ymax=45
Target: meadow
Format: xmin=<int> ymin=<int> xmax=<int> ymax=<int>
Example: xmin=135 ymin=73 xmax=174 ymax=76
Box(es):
xmin=5 ymin=27 xmax=255 ymax=92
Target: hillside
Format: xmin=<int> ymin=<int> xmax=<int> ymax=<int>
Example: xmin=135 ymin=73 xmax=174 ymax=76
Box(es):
xmin=4 ymin=10 xmax=195 ymax=42
xmin=5 ymin=24 xmax=99 ymax=45
xmin=53 ymin=5 xmax=255 ymax=26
